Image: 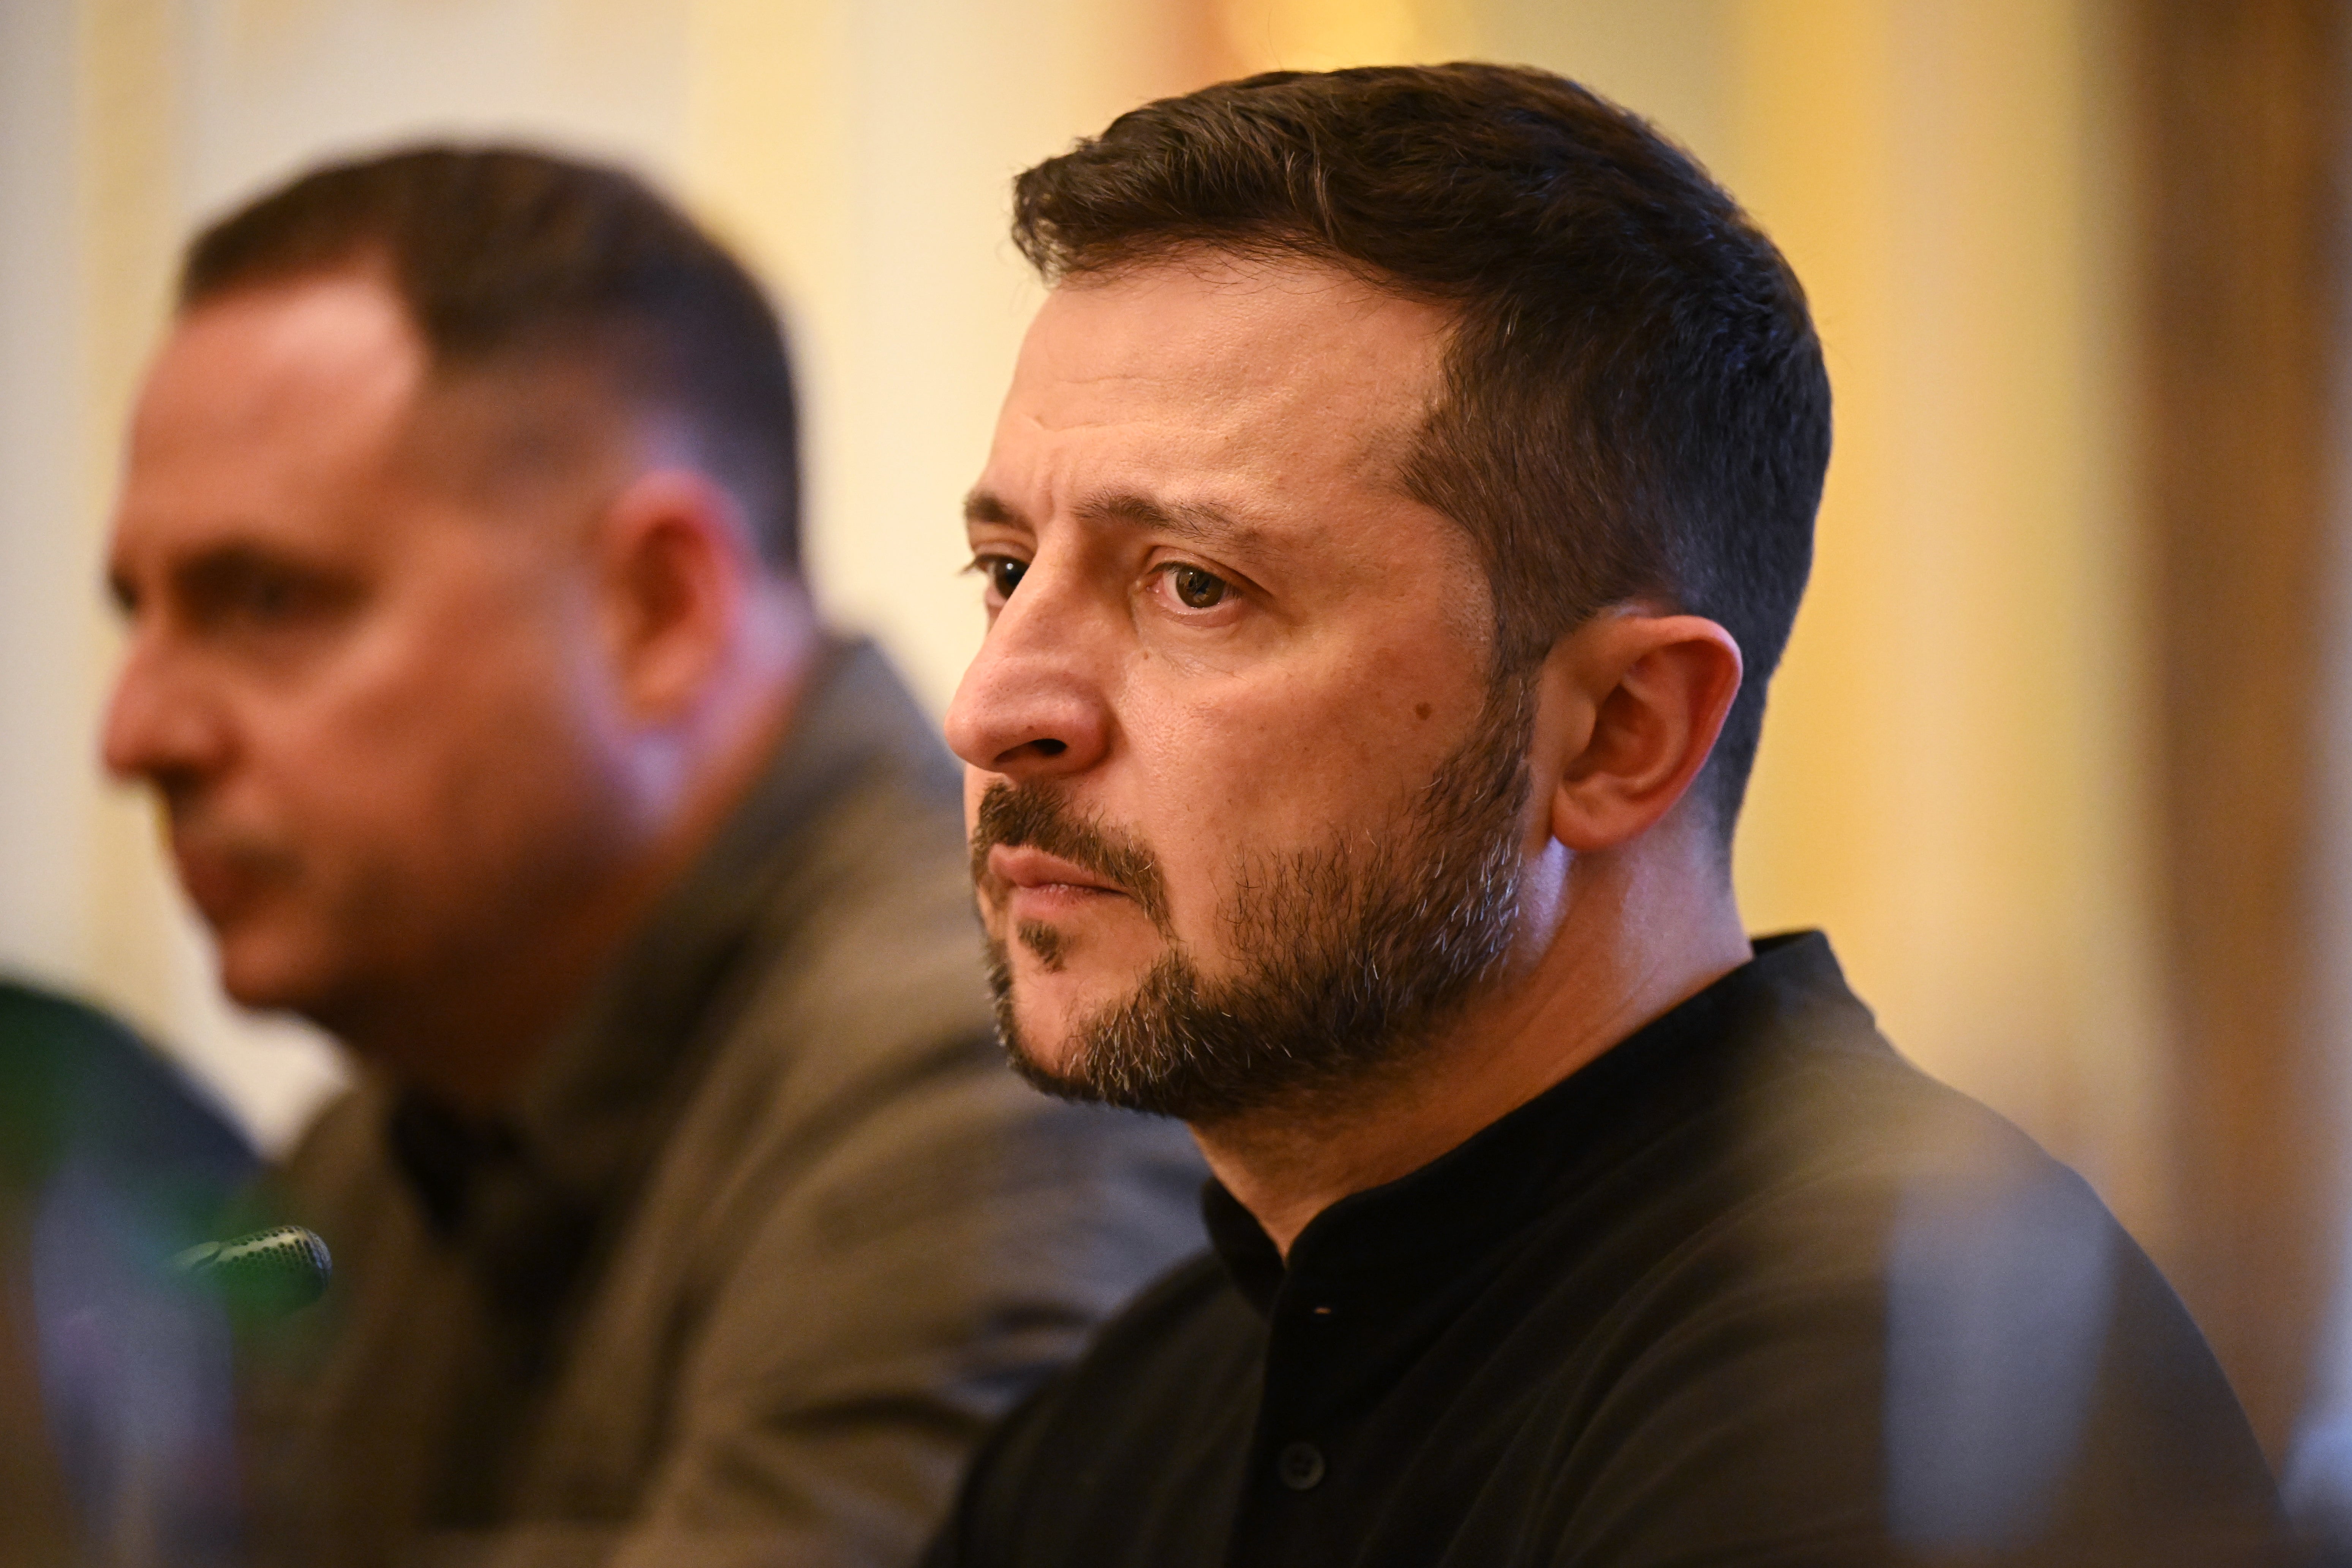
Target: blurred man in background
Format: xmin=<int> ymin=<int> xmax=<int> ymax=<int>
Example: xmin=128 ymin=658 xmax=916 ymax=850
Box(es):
xmin=925 ymin=65 xmax=2288 ymax=1567
xmin=100 ymin=145 xmax=1200 ymax=1568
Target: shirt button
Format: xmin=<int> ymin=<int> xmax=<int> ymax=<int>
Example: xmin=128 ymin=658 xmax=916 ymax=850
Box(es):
xmin=1277 ymin=1441 xmax=1326 ymax=1491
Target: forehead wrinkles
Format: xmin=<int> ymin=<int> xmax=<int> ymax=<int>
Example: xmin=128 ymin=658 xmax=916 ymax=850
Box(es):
xmin=1004 ymin=334 xmax=1442 ymax=530
xmin=1026 ymin=258 xmax=1446 ymax=416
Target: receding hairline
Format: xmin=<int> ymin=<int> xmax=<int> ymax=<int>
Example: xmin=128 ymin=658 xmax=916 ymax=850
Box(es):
xmin=177 ymin=260 xmax=677 ymax=516
xmin=169 ymin=143 xmax=805 ymax=571
xmin=182 ymin=250 xmax=659 ymax=394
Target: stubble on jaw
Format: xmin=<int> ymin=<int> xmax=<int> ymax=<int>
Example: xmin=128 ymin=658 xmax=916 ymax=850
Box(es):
xmin=975 ymin=676 xmax=1538 ymax=1127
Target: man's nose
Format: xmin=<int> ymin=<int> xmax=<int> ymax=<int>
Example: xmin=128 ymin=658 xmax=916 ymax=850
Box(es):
xmin=944 ymin=571 xmax=1113 ymax=781
xmin=101 ymin=632 xmax=231 ymax=794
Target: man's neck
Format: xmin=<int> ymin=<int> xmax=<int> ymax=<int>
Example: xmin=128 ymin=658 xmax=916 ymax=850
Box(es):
xmin=340 ymin=610 xmax=823 ymax=1120
xmin=1190 ymin=841 xmax=1752 ymax=1258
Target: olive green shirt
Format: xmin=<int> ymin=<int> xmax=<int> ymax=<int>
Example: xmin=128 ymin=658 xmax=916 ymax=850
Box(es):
xmin=235 ymin=641 xmax=1203 ymax=1568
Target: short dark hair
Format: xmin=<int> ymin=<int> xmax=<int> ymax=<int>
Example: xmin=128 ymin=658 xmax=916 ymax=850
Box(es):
xmin=182 ymin=144 xmax=801 ymax=571
xmin=1012 ymin=63 xmax=1830 ymax=831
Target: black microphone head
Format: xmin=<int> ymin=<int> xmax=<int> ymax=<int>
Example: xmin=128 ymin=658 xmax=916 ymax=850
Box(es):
xmin=175 ymin=1225 xmax=332 ymax=1317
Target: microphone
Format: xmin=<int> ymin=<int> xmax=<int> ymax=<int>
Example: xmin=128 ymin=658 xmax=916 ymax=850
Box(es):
xmin=173 ymin=1225 xmax=332 ymax=1317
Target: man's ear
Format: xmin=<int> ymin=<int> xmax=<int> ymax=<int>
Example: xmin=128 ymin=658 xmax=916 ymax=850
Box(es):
xmin=591 ymin=469 xmax=754 ymax=725
xmin=1531 ymin=610 xmax=1744 ymax=854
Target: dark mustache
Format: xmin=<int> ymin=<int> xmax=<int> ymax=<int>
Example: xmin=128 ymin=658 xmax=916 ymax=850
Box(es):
xmin=970 ymin=782 xmax=1173 ymax=935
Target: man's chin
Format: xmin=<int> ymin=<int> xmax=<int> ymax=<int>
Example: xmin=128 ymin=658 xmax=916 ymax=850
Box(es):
xmin=984 ymin=943 xmax=1131 ymax=1108
xmin=994 ymin=999 xmax=1094 ymax=1089
xmin=213 ymin=932 xmax=341 ymax=1020
xmin=1001 ymin=1034 xmax=1097 ymax=1101
xmin=999 ymin=1024 xmax=1196 ymax=1122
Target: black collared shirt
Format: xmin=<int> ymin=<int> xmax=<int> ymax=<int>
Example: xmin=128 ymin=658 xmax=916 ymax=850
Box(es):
xmin=925 ymin=933 xmax=2289 ymax=1567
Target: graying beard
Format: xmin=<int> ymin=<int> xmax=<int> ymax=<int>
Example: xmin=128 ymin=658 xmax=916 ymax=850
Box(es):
xmin=992 ymin=680 xmax=1535 ymax=1123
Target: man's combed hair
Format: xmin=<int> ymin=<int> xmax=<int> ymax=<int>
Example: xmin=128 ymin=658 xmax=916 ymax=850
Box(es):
xmin=183 ymin=145 xmax=801 ymax=571
xmin=1013 ymin=63 xmax=1830 ymax=831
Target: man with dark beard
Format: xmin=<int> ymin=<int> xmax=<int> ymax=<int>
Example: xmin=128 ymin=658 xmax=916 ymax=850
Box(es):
xmin=924 ymin=64 xmax=2290 ymax=1568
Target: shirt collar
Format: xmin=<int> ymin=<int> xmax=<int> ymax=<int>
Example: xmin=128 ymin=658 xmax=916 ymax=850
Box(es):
xmin=1202 ymin=931 xmax=1883 ymax=1317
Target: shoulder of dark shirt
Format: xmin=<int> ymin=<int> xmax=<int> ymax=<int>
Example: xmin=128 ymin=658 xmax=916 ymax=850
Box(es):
xmin=1469 ymin=964 xmax=2286 ymax=1566
xmin=0 ymin=979 xmax=253 ymax=1222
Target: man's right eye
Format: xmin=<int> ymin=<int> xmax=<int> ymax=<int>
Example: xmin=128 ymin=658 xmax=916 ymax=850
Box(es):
xmin=980 ymin=556 xmax=1028 ymax=599
xmin=200 ymin=569 xmax=317 ymax=629
xmin=175 ymin=549 xmax=361 ymax=642
xmin=237 ymin=573 xmax=300 ymax=621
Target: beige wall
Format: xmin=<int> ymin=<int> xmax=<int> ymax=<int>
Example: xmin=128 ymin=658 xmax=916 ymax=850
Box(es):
xmin=1716 ymin=2 xmax=2164 ymax=1239
xmin=0 ymin=0 xmax=2164 ymax=1257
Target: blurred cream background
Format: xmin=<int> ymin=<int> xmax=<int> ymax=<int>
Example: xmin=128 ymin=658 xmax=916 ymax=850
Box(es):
xmin=0 ymin=0 xmax=2189 ymax=1349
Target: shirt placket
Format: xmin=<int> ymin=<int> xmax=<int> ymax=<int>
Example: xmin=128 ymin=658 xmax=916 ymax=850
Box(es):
xmin=1224 ymin=1271 xmax=1358 ymax=1568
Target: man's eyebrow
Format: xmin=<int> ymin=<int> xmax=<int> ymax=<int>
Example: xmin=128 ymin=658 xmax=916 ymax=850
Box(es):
xmin=106 ymin=537 xmax=335 ymax=620
xmin=965 ymin=488 xmax=1269 ymax=552
xmin=963 ymin=490 xmax=1024 ymax=528
xmin=172 ymin=539 xmax=361 ymax=609
xmin=1074 ymin=492 xmax=1266 ymax=550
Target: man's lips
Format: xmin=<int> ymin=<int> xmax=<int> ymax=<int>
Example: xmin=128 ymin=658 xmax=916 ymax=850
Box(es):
xmin=986 ymin=845 xmax=1130 ymax=909
xmin=172 ymin=843 xmax=258 ymax=923
xmin=168 ymin=831 xmax=292 ymax=925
